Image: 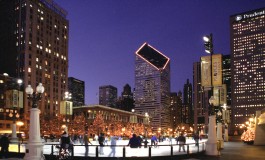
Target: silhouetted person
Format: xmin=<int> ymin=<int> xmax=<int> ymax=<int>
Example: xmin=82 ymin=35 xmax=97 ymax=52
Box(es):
xmin=177 ymin=133 xmax=186 ymax=152
xmin=0 ymin=134 xmax=10 ymax=158
xmin=84 ymin=132 xmax=92 ymax=156
xmin=128 ymin=134 xmax=140 ymax=148
xmin=98 ymin=133 xmax=105 ymax=155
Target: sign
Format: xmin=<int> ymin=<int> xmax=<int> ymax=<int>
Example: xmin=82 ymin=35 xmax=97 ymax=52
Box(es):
xmin=60 ymin=100 xmax=73 ymax=115
xmin=201 ymin=56 xmax=211 ymax=87
xmin=212 ymin=54 xmax=222 ymax=86
xmin=235 ymin=9 xmax=265 ymax=21
xmin=5 ymin=90 xmax=23 ymax=108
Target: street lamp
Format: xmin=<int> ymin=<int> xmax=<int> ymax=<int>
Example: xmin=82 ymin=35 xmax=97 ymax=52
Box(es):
xmin=217 ymin=110 xmax=224 ymax=149
xmin=24 ymin=83 xmax=45 ymax=160
xmin=63 ymin=91 xmax=72 ymax=133
xmin=203 ymin=34 xmax=213 ymax=54
xmin=205 ymin=96 xmax=219 ymax=156
xmin=9 ymin=78 xmax=23 ymax=143
xmin=222 ymin=104 xmax=230 ymax=142
xmin=16 ymin=121 xmax=24 ymax=134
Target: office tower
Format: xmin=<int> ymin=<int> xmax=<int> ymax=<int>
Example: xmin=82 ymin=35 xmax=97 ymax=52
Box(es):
xmin=134 ymin=42 xmax=170 ymax=131
xmin=222 ymin=55 xmax=231 ymax=106
xmin=169 ymin=92 xmax=182 ymax=130
xmin=118 ymin=84 xmax=134 ymax=112
xmin=0 ymin=0 xmax=69 ymax=118
xmin=68 ymin=77 xmax=85 ymax=107
xmin=193 ymin=62 xmax=206 ymax=132
xmin=183 ymin=79 xmax=193 ymax=125
xmin=121 ymin=84 xmax=133 ymax=99
xmin=99 ymin=85 xmax=117 ymax=107
xmin=231 ymin=8 xmax=265 ymax=130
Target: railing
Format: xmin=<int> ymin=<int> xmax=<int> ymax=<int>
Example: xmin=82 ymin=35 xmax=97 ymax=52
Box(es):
xmin=7 ymin=140 xmax=206 ymax=158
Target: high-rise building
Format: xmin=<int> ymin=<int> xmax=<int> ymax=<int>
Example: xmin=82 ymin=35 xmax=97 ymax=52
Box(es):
xmin=183 ymin=79 xmax=193 ymax=125
xmin=231 ymin=8 xmax=265 ymax=130
xmin=193 ymin=62 xmax=207 ymax=132
xmin=0 ymin=0 xmax=69 ymax=119
xmin=117 ymin=84 xmax=134 ymax=112
xmin=99 ymin=85 xmax=117 ymax=107
xmin=134 ymin=42 xmax=171 ymax=131
xmin=68 ymin=77 xmax=85 ymax=107
xmin=121 ymin=84 xmax=133 ymax=99
xmin=222 ymin=55 xmax=231 ymax=106
xmin=169 ymin=92 xmax=182 ymax=130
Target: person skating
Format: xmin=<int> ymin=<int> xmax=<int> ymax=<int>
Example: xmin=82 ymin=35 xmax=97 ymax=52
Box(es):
xmin=177 ymin=133 xmax=186 ymax=152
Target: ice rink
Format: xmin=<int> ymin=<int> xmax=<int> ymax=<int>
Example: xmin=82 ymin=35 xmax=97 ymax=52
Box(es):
xmin=9 ymin=138 xmax=206 ymax=158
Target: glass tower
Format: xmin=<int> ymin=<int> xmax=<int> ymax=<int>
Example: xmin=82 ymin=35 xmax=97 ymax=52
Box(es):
xmin=231 ymin=8 xmax=265 ymax=128
xmin=134 ymin=42 xmax=170 ymax=131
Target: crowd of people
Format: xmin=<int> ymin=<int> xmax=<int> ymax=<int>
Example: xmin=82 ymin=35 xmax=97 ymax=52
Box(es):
xmin=0 ymin=131 xmax=201 ymax=158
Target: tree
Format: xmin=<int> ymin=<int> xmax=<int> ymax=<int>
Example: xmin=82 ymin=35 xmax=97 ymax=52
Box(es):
xmin=91 ymin=114 xmax=105 ymax=135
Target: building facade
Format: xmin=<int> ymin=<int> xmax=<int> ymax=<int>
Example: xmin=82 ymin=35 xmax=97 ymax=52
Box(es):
xmin=0 ymin=0 xmax=69 ymax=123
xmin=169 ymin=92 xmax=182 ymax=130
xmin=68 ymin=77 xmax=85 ymax=107
xmin=99 ymin=85 xmax=117 ymax=107
xmin=134 ymin=42 xmax=171 ymax=131
xmin=230 ymin=8 xmax=265 ymax=131
xmin=183 ymin=79 xmax=193 ymax=125
xmin=116 ymin=84 xmax=134 ymax=112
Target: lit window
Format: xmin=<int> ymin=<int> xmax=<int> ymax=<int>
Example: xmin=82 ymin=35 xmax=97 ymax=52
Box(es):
xmin=28 ymin=67 xmax=31 ymax=72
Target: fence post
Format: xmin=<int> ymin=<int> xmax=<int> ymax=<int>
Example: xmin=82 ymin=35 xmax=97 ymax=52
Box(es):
xmin=187 ymin=144 xmax=189 ymax=155
xmin=96 ymin=146 xmax=98 ymax=158
xmin=171 ymin=145 xmax=173 ymax=156
xmin=202 ymin=142 xmax=205 ymax=151
xmin=123 ymin=146 xmax=126 ymax=158
xmin=149 ymin=146 xmax=151 ymax=158
xmin=71 ymin=144 xmax=74 ymax=157
xmin=198 ymin=142 xmax=200 ymax=152
xmin=51 ymin=145 xmax=54 ymax=156
xmin=18 ymin=142 xmax=20 ymax=153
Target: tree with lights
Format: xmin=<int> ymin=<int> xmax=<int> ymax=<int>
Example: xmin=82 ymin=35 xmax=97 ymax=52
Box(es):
xmin=91 ymin=113 xmax=105 ymax=135
xmin=241 ymin=127 xmax=255 ymax=144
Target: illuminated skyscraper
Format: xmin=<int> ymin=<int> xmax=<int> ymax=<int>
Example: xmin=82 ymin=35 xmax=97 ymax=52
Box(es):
xmin=68 ymin=77 xmax=85 ymax=107
xmin=99 ymin=85 xmax=117 ymax=107
xmin=134 ymin=42 xmax=170 ymax=131
xmin=231 ymin=8 xmax=265 ymax=128
xmin=0 ymin=0 xmax=69 ymax=118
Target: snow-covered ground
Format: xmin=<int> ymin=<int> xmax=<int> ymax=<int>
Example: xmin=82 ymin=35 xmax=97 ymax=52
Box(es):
xmin=9 ymin=138 xmax=207 ymax=158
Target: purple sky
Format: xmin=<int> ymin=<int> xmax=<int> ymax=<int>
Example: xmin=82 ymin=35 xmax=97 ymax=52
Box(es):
xmin=55 ymin=0 xmax=265 ymax=105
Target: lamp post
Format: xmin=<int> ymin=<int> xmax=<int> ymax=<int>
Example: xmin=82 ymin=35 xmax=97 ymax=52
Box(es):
xmin=23 ymin=83 xmax=44 ymax=160
xmin=63 ymin=91 xmax=72 ymax=133
xmin=222 ymin=104 xmax=230 ymax=142
xmin=205 ymin=96 xmax=219 ymax=155
xmin=217 ymin=110 xmax=224 ymax=149
xmin=9 ymin=78 xmax=22 ymax=143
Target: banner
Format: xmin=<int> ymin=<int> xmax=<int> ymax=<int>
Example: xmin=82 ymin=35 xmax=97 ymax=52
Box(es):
xmin=60 ymin=100 xmax=73 ymax=115
xmin=212 ymin=54 xmax=222 ymax=86
xmin=201 ymin=56 xmax=211 ymax=87
xmin=219 ymin=84 xmax=227 ymax=106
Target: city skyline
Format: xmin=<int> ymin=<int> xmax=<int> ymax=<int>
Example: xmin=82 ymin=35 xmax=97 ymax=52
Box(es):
xmin=55 ymin=0 xmax=265 ymax=104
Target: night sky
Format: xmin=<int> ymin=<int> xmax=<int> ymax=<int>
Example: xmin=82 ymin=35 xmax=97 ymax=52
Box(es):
xmin=54 ymin=0 xmax=265 ymax=105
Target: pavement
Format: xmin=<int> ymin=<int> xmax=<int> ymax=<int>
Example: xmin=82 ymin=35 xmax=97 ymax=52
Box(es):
xmin=1 ymin=137 xmax=265 ymax=160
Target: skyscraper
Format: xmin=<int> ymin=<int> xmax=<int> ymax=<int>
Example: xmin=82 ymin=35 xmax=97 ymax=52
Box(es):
xmin=68 ymin=77 xmax=85 ymax=107
xmin=0 ymin=0 xmax=69 ymax=118
xmin=99 ymin=85 xmax=117 ymax=107
xmin=231 ymin=8 xmax=265 ymax=129
xmin=169 ymin=92 xmax=182 ymax=130
xmin=183 ymin=79 xmax=193 ymax=125
xmin=222 ymin=55 xmax=231 ymax=106
xmin=134 ymin=42 xmax=170 ymax=131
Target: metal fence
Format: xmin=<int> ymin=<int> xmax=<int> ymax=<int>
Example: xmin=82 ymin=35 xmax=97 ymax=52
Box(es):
xmin=8 ymin=141 xmax=206 ymax=158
